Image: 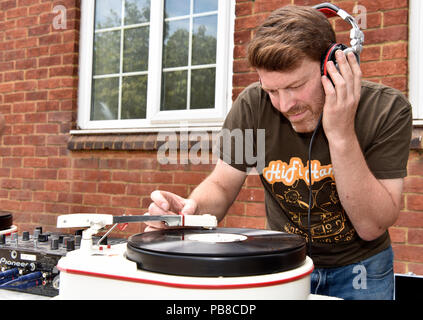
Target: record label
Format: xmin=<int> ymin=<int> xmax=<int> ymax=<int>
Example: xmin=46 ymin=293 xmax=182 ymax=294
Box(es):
xmin=126 ymin=228 xmax=306 ymax=277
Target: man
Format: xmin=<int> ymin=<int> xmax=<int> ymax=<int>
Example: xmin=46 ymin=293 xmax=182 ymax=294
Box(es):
xmin=146 ymin=5 xmax=412 ymax=299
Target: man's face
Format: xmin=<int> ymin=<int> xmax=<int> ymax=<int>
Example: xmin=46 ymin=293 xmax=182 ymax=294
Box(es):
xmin=257 ymin=58 xmax=325 ymax=133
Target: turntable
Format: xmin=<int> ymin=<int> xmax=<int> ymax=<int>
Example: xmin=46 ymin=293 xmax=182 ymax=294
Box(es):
xmin=55 ymin=214 xmax=314 ymax=300
xmin=0 ymin=212 xmax=17 ymax=236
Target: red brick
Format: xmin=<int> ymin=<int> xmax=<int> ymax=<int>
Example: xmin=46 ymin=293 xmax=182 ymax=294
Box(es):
xmin=408 ymin=263 xmax=423 ymax=276
xmin=173 ymin=172 xmax=206 ymax=185
xmin=226 ymin=202 xmax=245 ymax=216
xmin=406 ymin=195 xmax=423 ymax=212
xmin=254 ymin=0 xmax=290 ymax=13
xmin=409 ymin=229 xmax=423 ymax=245
xmin=112 ymin=171 xmax=141 ymax=183
xmin=141 ymin=172 xmax=173 ymax=184
xmin=245 ymin=202 xmax=266 ymax=216
xmin=45 ymin=180 xmax=70 ymax=192
xmin=224 ymin=216 xmax=266 ymax=229
xmin=98 ymin=182 xmax=126 ymax=195
xmin=389 ymin=227 xmax=407 ymax=243
xmin=235 ymin=2 xmax=253 ymax=17
xmin=382 ymin=42 xmax=407 ymax=60
xmin=127 ymin=184 xmax=157 ymax=196
xmin=395 ymin=211 xmax=423 ymax=228
xmin=21 ymin=202 xmax=44 ymax=213
xmin=237 ymin=188 xmax=265 ymax=202
xmin=83 ymin=194 xmax=111 ymax=206
xmin=73 ymin=158 xmax=99 ymax=169
xmin=403 ymin=177 xmax=423 ymax=194
xmin=383 ymin=9 xmax=408 ymax=26
xmin=1 ymin=179 xmax=22 ymax=189
xmin=112 ymin=195 xmax=140 ymax=208
xmin=84 ymin=170 xmax=111 ymax=182
xmin=28 ymin=24 xmax=50 ymax=36
xmin=12 ymin=168 xmax=34 ymax=179
xmin=35 ymin=168 xmax=57 ymax=180
xmin=23 ymin=158 xmax=47 ymax=168
xmin=45 ymin=203 xmax=69 ymax=214
xmin=71 ymin=181 xmax=96 ymax=193
xmin=394 ymin=261 xmax=407 ymax=274
xmin=363 ymin=26 xmax=408 ymax=44
xmin=392 ymin=244 xmax=423 ymax=263
xmin=235 ymin=13 xmax=267 ymax=30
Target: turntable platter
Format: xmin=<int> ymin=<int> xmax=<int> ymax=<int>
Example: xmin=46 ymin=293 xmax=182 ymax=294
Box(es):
xmin=126 ymin=228 xmax=306 ymax=277
xmin=0 ymin=212 xmax=12 ymax=231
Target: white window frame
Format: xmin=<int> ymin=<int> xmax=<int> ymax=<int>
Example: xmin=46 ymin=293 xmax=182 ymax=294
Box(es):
xmin=75 ymin=0 xmax=235 ymax=133
xmin=409 ymin=0 xmax=423 ymax=124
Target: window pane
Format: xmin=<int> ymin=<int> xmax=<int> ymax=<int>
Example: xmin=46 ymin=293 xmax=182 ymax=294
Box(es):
xmin=192 ymin=15 xmax=217 ymax=65
xmin=190 ymin=68 xmax=215 ymax=109
xmin=165 ymin=0 xmax=190 ymax=18
xmin=194 ymin=0 xmax=218 ymax=14
xmin=91 ymin=77 xmax=119 ymax=120
xmin=122 ymin=75 xmax=147 ymax=119
xmin=161 ymin=70 xmax=187 ymax=110
xmin=93 ymin=31 xmax=121 ymax=75
xmin=123 ymin=27 xmax=149 ymax=72
xmin=163 ymin=19 xmax=189 ymax=68
xmin=125 ymin=0 xmax=151 ymax=25
xmin=95 ymin=0 xmax=122 ymax=29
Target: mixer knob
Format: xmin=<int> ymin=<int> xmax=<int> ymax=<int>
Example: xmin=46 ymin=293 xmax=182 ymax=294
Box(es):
xmin=22 ymin=231 xmax=30 ymax=241
xmin=38 ymin=233 xmax=49 ymax=242
xmin=0 ymin=234 xmax=5 ymax=245
xmin=11 ymin=233 xmax=18 ymax=246
xmin=33 ymin=229 xmax=41 ymax=241
xmin=51 ymin=238 xmax=59 ymax=250
xmin=74 ymin=235 xmax=81 ymax=246
xmin=66 ymin=239 xmax=75 ymax=251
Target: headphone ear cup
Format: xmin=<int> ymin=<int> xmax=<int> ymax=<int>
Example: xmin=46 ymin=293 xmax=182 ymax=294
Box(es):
xmin=321 ymin=43 xmax=348 ymax=83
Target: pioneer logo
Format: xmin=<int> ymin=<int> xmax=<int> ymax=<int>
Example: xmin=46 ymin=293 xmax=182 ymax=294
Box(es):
xmin=0 ymin=257 xmax=29 ymax=268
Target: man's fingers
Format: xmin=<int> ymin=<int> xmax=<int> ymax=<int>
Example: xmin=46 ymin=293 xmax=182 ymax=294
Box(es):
xmin=181 ymin=199 xmax=197 ymax=215
xmin=148 ymin=202 xmax=170 ymax=216
xmin=150 ymin=190 xmax=170 ymax=211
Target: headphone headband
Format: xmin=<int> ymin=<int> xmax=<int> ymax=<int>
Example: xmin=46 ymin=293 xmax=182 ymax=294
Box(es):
xmin=313 ymin=2 xmax=364 ymax=55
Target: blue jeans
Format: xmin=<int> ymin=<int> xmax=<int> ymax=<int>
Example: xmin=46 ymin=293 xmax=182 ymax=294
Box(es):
xmin=310 ymin=246 xmax=394 ymax=300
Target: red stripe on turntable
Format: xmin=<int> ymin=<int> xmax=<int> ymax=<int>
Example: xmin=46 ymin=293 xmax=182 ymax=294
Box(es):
xmin=57 ymin=265 xmax=313 ymax=290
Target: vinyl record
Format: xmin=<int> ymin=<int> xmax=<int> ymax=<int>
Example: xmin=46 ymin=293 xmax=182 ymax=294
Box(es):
xmin=0 ymin=212 xmax=12 ymax=231
xmin=126 ymin=228 xmax=306 ymax=277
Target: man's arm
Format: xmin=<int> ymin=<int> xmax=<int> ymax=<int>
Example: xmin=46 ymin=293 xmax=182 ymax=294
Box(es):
xmin=188 ymin=159 xmax=247 ymax=221
xmin=328 ymin=135 xmax=402 ymax=241
xmin=322 ymin=50 xmax=403 ymax=241
xmin=146 ymin=159 xmax=247 ymax=229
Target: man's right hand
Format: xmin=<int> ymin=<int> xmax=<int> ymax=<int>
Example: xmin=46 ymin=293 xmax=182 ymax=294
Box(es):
xmin=144 ymin=190 xmax=198 ymax=231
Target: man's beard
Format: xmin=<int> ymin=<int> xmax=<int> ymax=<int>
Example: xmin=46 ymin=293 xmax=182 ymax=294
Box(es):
xmin=284 ymin=103 xmax=323 ymax=133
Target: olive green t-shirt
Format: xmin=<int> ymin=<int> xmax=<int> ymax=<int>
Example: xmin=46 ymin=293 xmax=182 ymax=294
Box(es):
xmin=219 ymin=80 xmax=412 ymax=268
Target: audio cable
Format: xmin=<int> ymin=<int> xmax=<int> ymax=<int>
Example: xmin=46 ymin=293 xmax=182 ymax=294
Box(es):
xmin=0 ymin=271 xmax=42 ymax=288
xmin=0 ymin=268 xmax=19 ymax=285
xmin=307 ymin=113 xmax=323 ymax=257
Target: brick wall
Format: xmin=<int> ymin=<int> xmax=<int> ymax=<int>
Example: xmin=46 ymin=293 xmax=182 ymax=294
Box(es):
xmin=0 ymin=0 xmax=422 ymax=274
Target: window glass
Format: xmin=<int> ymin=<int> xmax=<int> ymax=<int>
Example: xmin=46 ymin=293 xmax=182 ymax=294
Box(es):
xmin=161 ymin=0 xmax=218 ymax=111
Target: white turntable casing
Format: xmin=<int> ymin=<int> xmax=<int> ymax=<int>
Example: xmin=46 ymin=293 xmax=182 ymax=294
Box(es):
xmin=55 ymin=214 xmax=314 ymax=300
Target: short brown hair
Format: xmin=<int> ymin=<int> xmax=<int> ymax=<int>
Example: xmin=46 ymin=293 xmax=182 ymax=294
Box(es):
xmin=247 ymin=5 xmax=336 ymax=71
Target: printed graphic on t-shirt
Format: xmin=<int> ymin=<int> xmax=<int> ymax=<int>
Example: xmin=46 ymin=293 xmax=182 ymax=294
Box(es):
xmin=262 ymin=157 xmax=356 ymax=244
